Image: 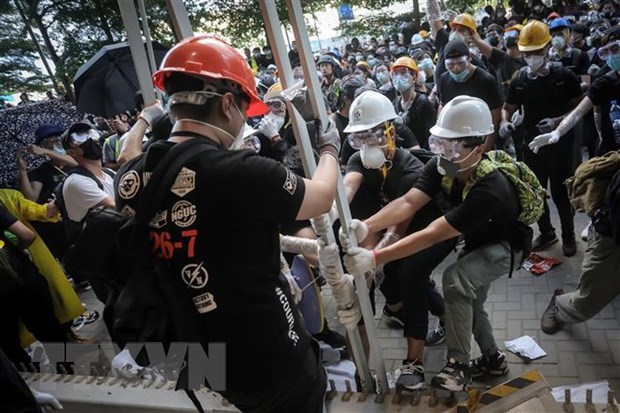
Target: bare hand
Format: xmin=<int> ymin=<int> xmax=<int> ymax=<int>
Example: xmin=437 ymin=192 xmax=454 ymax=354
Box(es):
xmin=28 ymin=144 xmax=47 ymax=156
xmin=46 ymin=201 xmax=59 ymax=218
xmin=16 ymin=149 xmax=27 ymax=172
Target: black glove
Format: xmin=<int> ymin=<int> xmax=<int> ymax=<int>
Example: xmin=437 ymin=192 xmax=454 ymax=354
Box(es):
xmin=536 ymin=118 xmax=557 ymax=134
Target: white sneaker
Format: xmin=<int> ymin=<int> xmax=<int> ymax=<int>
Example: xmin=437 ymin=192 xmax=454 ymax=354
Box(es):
xmin=581 ymin=224 xmax=591 ymax=241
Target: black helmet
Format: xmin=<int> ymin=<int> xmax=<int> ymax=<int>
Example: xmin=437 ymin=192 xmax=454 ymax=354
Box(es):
xmin=317 ymin=54 xmax=337 ymax=67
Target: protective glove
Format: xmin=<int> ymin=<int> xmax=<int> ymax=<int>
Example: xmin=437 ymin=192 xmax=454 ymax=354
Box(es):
xmin=338 ymin=219 xmax=369 ymax=247
xmin=257 ymin=115 xmax=280 ymax=139
xmin=332 ymin=273 xmax=357 ymax=307
xmin=139 ymin=100 xmax=164 ymax=126
xmin=511 ymin=106 xmax=525 ymax=127
xmin=499 ymin=121 xmax=516 ymax=139
xmin=310 ymin=214 xmax=331 ymax=236
xmin=536 ymin=117 xmax=558 ymax=134
xmin=338 ymin=300 xmax=362 ymax=328
xmin=375 ymin=232 xmax=400 ymax=250
xmin=342 ymin=247 xmax=377 ymax=275
xmin=316 ymin=119 xmax=340 ymax=159
xmin=317 ymin=239 xmax=341 ymax=281
xmin=328 ymin=202 xmax=339 ymax=225
xmin=279 ymin=235 xmax=318 ymax=256
xmin=33 ymin=390 xmax=63 ymax=411
xmin=587 ymin=63 xmax=600 ymax=76
xmin=283 ymin=269 xmax=303 ymax=304
xmin=528 ymin=130 xmax=560 ymax=154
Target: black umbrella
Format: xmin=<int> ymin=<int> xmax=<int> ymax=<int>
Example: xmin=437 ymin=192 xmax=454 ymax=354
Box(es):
xmin=73 ymin=41 xmax=168 ymax=118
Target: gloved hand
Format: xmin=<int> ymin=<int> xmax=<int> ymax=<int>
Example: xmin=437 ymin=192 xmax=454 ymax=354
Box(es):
xmin=328 ymin=202 xmax=339 ymax=224
xmin=283 ymin=270 xmax=303 ymax=304
xmin=33 ymin=390 xmax=63 ymax=411
xmin=279 ymin=235 xmax=318 ymax=256
xmin=316 ymin=119 xmax=340 ymax=159
xmin=375 ymin=232 xmax=400 ymax=250
xmin=511 ymin=106 xmax=525 ymax=127
xmin=587 ymin=64 xmax=600 ymax=76
xmin=257 ymin=115 xmax=280 ymax=139
xmin=338 ymin=219 xmax=369 ymax=247
xmin=536 ymin=117 xmax=558 ymax=133
xmin=342 ymin=247 xmax=377 ymax=275
xmin=331 ymin=273 xmax=357 ymax=308
xmin=310 ymin=214 xmax=331 ymax=236
xmin=528 ymin=131 xmax=560 ymax=154
xmin=139 ymin=100 xmax=164 ymax=126
xmin=499 ymin=121 xmax=516 ymax=139
xmin=338 ymin=300 xmax=362 ymax=328
xmin=317 ymin=238 xmax=341 ymax=285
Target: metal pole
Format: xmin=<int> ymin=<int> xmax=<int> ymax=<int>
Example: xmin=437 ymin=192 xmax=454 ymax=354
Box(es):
xmin=136 ymin=0 xmax=163 ymax=101
xmin=259 ymin=0 xmax=375 ymax=394
xmin=284 ymin=0 xmax=390 ymax=396
xmin=117 ymin=0 xmax=156 ymax=105
xmin=165 ymin=0 xmax=193 ymax=41
xmin=312 ymin=13 xmax=322 ymax=51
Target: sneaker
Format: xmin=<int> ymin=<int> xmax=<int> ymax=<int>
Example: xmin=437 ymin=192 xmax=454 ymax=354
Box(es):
xmin=581 ymin=224 xmax=590 ymax=241
xmin=532 ymin=231 xmax=558 ymax=251
xmin=541 ymin=289 xmax=565 ymax=334
xmin=426 ymin=324 xmax=446 ymax=346
xmin=382 ymin=306 xmax=405 ymax=327
xmin=397 ymin=359 xmax=426 ymax=390
xmin=72 ymin=309 xmax=100 ymax=330
xmin=562 ymin=236 xmax=577 ymax=257
xmin=431 ymin=358 xmax=470 ymax=392
xmin=470 ymin=351 xmax=509 ymax=377
xmin=313 ymin=324 xmax=346 ymax=349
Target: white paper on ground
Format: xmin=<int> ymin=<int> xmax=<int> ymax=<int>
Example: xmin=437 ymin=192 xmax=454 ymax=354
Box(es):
xmin=551 ymin=381 xmax=612 ymax=403
xmin=504 ymin=335 xmax=547 ymax=360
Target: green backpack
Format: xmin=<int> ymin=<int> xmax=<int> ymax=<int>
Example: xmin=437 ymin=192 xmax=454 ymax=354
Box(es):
xmin=441 ymin=150 xmax=545 ymax=225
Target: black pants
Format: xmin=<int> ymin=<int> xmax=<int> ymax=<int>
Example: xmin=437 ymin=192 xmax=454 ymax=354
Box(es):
xmin=524 ymin=142 xmax=576 ymax=240
xmin=380 ymin=239 xmax=454 ymax=340
xmin=0 ymin=253 xmax=67 ymax=366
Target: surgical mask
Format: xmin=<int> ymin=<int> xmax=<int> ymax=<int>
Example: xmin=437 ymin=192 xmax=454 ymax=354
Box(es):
xmin=524 ymin=55 xmax=546 ymax=71
xmin=264 ymin=113 xmax=285 ymax=131
xmin=419 ymin=58 xmax=434 ymax=70
xmin=449 ymin=67 xmax=470 ymax=82
xmin=53 ymin=145 xmax=66 ymax=155
xmin=355 ymin=73 xmax=366 ymax=82
xmin=552 ymin=35 xmax=567 ymax=49
xmin=355 ymin=55 xmax=363 ymax=61
xmin=392 ymin=74 xmax=413 ymax=92
xmin=79 ymin=139 xmax=103 ymax=160
xmin=389 ymin=45 xmax=398 ymax=53
xmin=436 ymin=149 xmax=479 ymax=177
xmin=368 ymin=57 xmax=377 ymax=67
xmin=360 ymin=145 xmax=387 ymax=169
xmin=449 ymin=31 xmax=466 ymax=42
xmin=376 ymin=72 xmax=389 ymax=85
xmin=607 ymin=54 xmax=620 ymax=71
xmin=416 ymin=70 xmax=426 ymax=85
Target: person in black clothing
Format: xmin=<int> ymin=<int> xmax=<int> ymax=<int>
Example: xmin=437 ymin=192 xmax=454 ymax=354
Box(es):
xmin=502 ymin=20 xmax=583 ymax=257
xmin=119 ymin=35 xmax=344 ymax=413
xmin=548 ymin=18 xmax=591 ymax=76
xmin=436 ymin=40 xmax=503 ymax=151
xmin=374 ymin=63 xmax=396 ymax=102
xmin=331 ymin=75 xmax=366 ymax=167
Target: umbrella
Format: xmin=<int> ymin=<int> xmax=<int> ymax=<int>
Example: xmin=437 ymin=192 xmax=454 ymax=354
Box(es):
xmin=73 ymin=41 xmax=168 ymax=118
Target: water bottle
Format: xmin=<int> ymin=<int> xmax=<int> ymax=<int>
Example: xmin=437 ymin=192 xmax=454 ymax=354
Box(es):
xmin=609 ymin=100 xmax=620 ymax=144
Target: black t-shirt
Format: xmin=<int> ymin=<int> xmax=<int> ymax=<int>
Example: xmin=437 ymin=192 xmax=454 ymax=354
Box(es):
xmin=433 ymin=28 xmax=489 ymax=82
xmin=414 ymin=157 xmax=520 ymax=250
xmin=437 ymin=67 xmax=503 ymax=110
xmin=587 ymin=70 xmax=620 ymax=154
xmin=489 ymin=48 xmax=526 ymax=99
xmin=554 ymin=48 xmax=590 ymax=76
xmin=0 ymin=205 xmax=17 ymax=231
xmin=27 ymin=161 xmax=66 ymax=204
xmin=394 ymin=93 xmax=436 ymax=150
xmin=115 ymin=139 xmax=311 ymax=392
xmin=506 ymin=65 xmax=582 ymax=145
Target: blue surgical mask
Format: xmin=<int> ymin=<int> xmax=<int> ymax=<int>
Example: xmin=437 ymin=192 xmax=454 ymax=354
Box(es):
xmin=392 ymin=74 xmax=413 ymax=92
xmin=368 ymin=58 xmax=377 ymax=67
xmin=449 ymin=68 xmax=470 ymax=82
xmin=607 ymin=54 xmax=620 ymax=71
xmin=355 ymin=74 xmax=366 ymax=82
xmin=419 ymin=58 xmax=433 ymax=70
xmin=53 ymin=146 xmax=66 ymax=155
xmin=376 ymin=72 xmax=388 ymax=85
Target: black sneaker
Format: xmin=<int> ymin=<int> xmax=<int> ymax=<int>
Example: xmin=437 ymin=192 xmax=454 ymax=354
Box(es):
xmin=470 ymin=351 xmax=509 ymax=377
xmin=562 ymin=236 xmax=577 ymax=257
xmin=532 ymin=231 xmax=558 ymax=251
xmin=382 ymin=305 xmax=405 ymax=327
xmin=541 ymin=289 xmax=565 ymax=334
xmin=431 ymin=358 xmax=471 ymax=392
xmin=426 ymin=324 xmax=446 ymax=346
xmin=313 ymin=324 xmax=346 ymax=349
xmin=397 ymin=359 xmax=426 ymax=390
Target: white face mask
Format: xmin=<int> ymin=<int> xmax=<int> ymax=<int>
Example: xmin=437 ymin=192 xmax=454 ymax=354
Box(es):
xmin=416 ymin=70 xmax=427 ymax=85
xmin=360 ymin=145 xmax=387 ymax=169
xmin=524 ymin=55 xmax=546 ymax=71
xmin=552 ymin=35 xmax=567 ymax=50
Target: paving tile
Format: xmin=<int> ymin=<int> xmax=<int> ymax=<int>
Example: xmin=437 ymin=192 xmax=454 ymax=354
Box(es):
xmin=558 ymin=352 xmax=579 ymax=377
xmin=508 ymin=310 xmax=538 ymax=320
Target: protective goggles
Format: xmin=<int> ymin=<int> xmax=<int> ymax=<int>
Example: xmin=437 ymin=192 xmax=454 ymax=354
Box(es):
xmin=266 ymin=99 xmax=286 ymax=115
xmin=597 ymin=40 xmax=620 ymax=60
xmin=504 ymin=30 xmax=519 ymax=39
xmin=347 ymin=127 xmax=388 ymax=150
xmin=69 ymin=129 xmax=99 ymax=144
xmin=243 ymin=136 xmax=261 ymax=152
xmin=444 ymin=55 xmax=469 ymax=71
xmin=428 ymin=135 xmax=470 ymax=160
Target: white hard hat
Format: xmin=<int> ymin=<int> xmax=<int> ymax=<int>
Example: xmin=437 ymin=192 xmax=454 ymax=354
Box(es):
xmin=429 ymin=95 xmax=493 ymax=139
xmin=344 ymin=90 xmax=398 ymax=133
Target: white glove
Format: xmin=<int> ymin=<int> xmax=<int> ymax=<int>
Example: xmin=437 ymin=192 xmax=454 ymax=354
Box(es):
xmin=331 ymin=273 xmax=357 ymax=308
xmin=33 ymin=390 xmax=63 ymax=411
xmin=279 ymin=235 xmax=318 ymax=256
xmin=310 ymin=214 xmax=331 ymax=236
xmin=317 ymin=238 xmax=341 ymax=285
xmin=511 ymin=106 xmax=525 ymax=127
xmin=257 ymin=115 xmax=280 ymax=138
xmin=339 ymin=219 xmax=369 ymax=247
xmin=338 ymin=300 xmax=362 ymax=328
xmin=283 ymin=269 xmax=302 ymax=304
xmin=375 ymin=232 xmax=399 ymax=250
xmin=139 ymin=100 xmax=164 ymax=126
xmin=528 ymin=131 xmax=560 ymax=154
xmin=499 ymin=121 xmax=516 ymax=139
xmin=328 ymin=202 xmax=339 ymax=224
xmin=587 ymin=64 xmax=600 ymax=76
xmin=343 ymin=247 xmax=377 ymax=275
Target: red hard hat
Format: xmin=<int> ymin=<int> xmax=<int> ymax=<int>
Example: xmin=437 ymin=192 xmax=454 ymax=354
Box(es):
xmin=153 ymin=35 xmax=268 ymax=117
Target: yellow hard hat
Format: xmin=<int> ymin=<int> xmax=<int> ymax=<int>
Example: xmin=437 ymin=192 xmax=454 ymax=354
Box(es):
xmin=518 ymin=20 xmax=552 ymax=52
xmin=504 ymin=24 xmax=524 ymax=33
xmin=263 ymin=83 xmax=283 ymax=101
xmin=449 ymin=13 xmax=477 ymax=33
xmin=391 ymin=56 xmax=418 ymax=73
xmin=419 ymin=30 xmax=430 ymax=39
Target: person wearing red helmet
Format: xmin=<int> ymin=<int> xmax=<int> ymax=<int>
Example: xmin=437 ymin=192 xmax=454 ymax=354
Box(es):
xmin=116 ymin=35 xmax=341 ymax=412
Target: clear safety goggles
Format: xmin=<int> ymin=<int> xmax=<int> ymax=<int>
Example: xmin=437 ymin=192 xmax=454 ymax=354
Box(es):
xmin=504 ymin=30 xmax=519 ymax=39
xmin=444 ymin=55 xmax=469 ymax=72
xmin=347 ymin=127 xmax=388 ymax=150
xmin=428 ymin=135 xmax=470 ymax=160
xmin=243 ymin=136 xmax=261 ymax=152
xmin=69 ymin=129 xmax=100 ymax=144
xmin=266 ymin=99 xmax=286 ymax=115
xmin=597 ymin=40 xmax=620 ymax=60
xmin=390 ymin=68 xmax=412 ymax=78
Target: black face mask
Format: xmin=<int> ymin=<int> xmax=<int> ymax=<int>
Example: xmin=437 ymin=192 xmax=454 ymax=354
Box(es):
xmin=487 ymin=36 xmax=500 ymax=47
xmin=506 ymin=37 xmax=518 ymax=48
xmin=80 ymin=139 xmax=103 ymax=160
